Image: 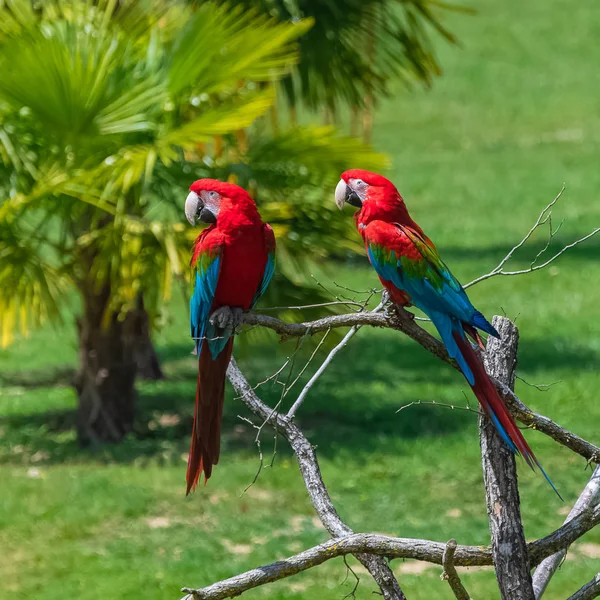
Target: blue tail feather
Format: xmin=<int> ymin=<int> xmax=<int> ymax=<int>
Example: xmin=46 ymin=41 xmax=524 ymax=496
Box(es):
xmin=472 ymin=310 xmax=500 ymax=338
xmin=487 ymin=409 xmax=518 ymax=454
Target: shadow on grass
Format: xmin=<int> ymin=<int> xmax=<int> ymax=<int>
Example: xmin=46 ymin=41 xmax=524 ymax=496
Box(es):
xmin=1 ymin=330 xmax=598 ymax=468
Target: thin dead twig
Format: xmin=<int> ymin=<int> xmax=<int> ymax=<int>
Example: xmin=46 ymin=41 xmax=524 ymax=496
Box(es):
xmin=287 ymin=299 xmax=385 ymax=419
xmin=465 ymin=187 xmax=600 ymax=288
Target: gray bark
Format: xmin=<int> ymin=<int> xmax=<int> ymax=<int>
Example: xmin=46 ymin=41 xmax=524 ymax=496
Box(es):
xmin=180 ymin=504 xmax=600 ymax=600
xmin=479 ymin=316 xmax=535 ymax=600
xmin=532 ymin=465 xmax=600 ymax=598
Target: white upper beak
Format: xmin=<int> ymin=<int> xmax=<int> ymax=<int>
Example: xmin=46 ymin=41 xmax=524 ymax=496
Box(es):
xmin=334 ymin=179 xmax=347 ymax=210
xmin=185 ymin=191 xmax=200 ymax=225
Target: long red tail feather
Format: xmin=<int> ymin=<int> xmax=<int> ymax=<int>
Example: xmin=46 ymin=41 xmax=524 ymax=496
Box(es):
xmin=453 ymin=332 xmax=535 ymax=461
xmin=453 ymin=331 xmax=562 ymax=498
xmin=186 ymin=338 xmax=234 ymax=495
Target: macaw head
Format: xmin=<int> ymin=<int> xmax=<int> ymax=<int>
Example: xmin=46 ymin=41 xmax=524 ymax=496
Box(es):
xmin=334 ymin=169 xmax=419 ymax=229
xmin=185 ymin=179 xmax=256 ymax=226
xmin=334 ymin=169 xmax=398 ymax=211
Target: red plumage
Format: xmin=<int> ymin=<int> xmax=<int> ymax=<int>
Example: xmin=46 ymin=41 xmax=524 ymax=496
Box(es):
xmin=338 ymin=169 xmax=560 ymax=496
xmin=186 ymin=180 xmax=275 ymax=493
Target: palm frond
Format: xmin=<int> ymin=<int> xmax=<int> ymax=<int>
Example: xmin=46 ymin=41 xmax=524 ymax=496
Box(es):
xmin=168 ymin=3 xmax=312 ymax=98
xmin=0 ymin=220 xmax=68 ymax=346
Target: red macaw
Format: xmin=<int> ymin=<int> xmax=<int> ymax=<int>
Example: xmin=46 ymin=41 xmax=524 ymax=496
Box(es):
xmin=335 ymin=169 xmax=559 ymax=497
xmin=184 ymin=179 xmax=275 ymax=494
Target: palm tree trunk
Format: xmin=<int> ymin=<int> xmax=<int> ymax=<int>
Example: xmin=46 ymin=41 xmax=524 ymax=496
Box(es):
xmin=126 ymin=295 xmax=163 ymax=381
xmin=73 ymin=284 xmax=137 ymax=445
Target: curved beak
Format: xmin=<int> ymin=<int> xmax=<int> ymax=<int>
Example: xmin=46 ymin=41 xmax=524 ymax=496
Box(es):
xmin=334 ymin=179 xmax=347 ymax=210
xmin=185 ymin=191 xmax=201 ymax=225
xmin=334 ymin=178 xmax=363 ymax=210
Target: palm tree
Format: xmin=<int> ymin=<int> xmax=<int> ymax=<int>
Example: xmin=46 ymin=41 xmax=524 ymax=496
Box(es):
xmin=0 ymin=0 xmax=387 ymax=444
xmin=240 ymin=0 xmax=465 ymax=139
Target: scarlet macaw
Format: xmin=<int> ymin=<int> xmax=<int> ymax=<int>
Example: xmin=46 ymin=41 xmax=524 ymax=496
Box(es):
xmin=335 ymin=169 xmax=559 ymax=496
xmin=184 ymin=179 xmax=275 ymax=493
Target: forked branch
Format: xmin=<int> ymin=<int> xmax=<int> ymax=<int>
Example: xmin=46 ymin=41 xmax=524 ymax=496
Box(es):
xmin=181 ymin=503 xmax=600 ymax=599
xmin=242 ymin=309 xmax=600 ymax=464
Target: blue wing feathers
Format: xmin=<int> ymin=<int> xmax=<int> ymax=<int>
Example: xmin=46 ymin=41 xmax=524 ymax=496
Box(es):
xmin=191 ymin=242 xmax=275 ymax=360
xmin=190 ymin=255 xmax=221 ymax=355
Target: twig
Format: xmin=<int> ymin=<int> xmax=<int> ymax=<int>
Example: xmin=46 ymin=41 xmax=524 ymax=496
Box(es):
xmin=516 ymin=376 xmax=561 ymax=392
xmin=287 ymin=300 xmax=386 ymax=419
xmin=342 ymin=556 xmax=361 ymax=600
xmin=253 ymin=301 xmax=365 ymax=311
xmin=566 ymin=573 xmax=600 ymax=600
xmin=532 ymin=464 xmax=600 ymax=599
xmin=441 ymin=539 xmax=472 ymax=600
xmin=464 ymin=187 xmax=600 ymax=289
xmin=181 ymin=504 xmax=600 ymax=600
xmin=397 ymin=399 xmax=482 ymax=416
xmin=282 ymin=330 xmax=331 ymax=399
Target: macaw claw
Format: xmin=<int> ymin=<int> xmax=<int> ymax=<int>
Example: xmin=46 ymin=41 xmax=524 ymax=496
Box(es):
xmin=209 ymin=306 xmax=244 ymax=332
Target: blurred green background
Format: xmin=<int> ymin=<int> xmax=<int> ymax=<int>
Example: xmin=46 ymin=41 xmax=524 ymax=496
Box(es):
xmin=1 ymin=0 xmax=599 ymax=599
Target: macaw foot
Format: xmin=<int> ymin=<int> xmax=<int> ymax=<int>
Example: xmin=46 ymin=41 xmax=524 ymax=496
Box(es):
xmin=384 ymin=302 xmax=415 ymax=321
xmin=209 ymin=306 xmax=244 ymax=333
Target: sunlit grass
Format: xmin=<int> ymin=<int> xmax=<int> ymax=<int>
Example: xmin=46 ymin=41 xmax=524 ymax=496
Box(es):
xmin=2 ymin=0 xmax=600 ymax=598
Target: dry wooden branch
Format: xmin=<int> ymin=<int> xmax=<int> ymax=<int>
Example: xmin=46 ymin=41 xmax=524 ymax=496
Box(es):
xmin=181 ymin=503 xmax=600 ymax=600
xmin=226 ymin=358 xmax=407 ymax=600
xmin=242 ymin=309 xmax=600 ymax=463
xmin=479 ymin=317 xmax=534 ymax=599
xmin=441 ymin=539 xmax=472 ymax=600
xmin=287 ymin=299 xmax=386 ymax=418
xmin=464 ymin=188 xmax=600 ymax=288
xmin=532 ymin=465 xmax=600 ymax=599
xmin=566 ymin=573 xmax=600 ymax=600
xmin=180 ymin=357 xmax=600 ymax=600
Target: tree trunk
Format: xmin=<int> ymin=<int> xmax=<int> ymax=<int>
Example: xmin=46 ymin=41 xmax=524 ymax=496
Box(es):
xmin=126 ymin=295 xmax=163 ymax=381
xmin=479 ymin=316 xmax=535 ymax=600
xmin=73 ymin=287 xmax=137 ymax=445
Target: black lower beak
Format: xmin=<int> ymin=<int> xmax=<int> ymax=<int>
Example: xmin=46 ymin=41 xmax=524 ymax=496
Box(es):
xmin=199 ymin=207 xmax=217 ymax=224
xmin=346 ymin=187 xmax=363 ymax=208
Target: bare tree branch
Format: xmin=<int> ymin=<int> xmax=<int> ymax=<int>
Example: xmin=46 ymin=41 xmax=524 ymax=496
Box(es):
xmin=532 ymin=465 xmax=600 ymax=599
xmin=226 ymin=358 xmax=407 ymax=600
xmin=242 ymin=309 xmax=600 ymax=463
xmin=287 ymin=299 xmax=386 ymax=418
xmin=464 ymin=188 xmax=600 ymax=288
xmin=180 ymin=357 xmax=600 ymax=600
xmin=566 ymin=573 xmax=600 ymax=600
xmin=441 ymin=539 xmax=472 ymax=600
xmin=180 ymin=503 xmax=600 ymax=600
xmin=479 ymin=317 xmax=535 ymax=599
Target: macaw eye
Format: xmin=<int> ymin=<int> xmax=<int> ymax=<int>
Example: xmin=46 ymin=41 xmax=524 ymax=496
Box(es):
xmin=208 ymin=191 xmax=219 ymax=200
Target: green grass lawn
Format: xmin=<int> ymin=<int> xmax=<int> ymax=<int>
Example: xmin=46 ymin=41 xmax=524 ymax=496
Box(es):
xmin=2 ymin=0 xmax=600 ymax=598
